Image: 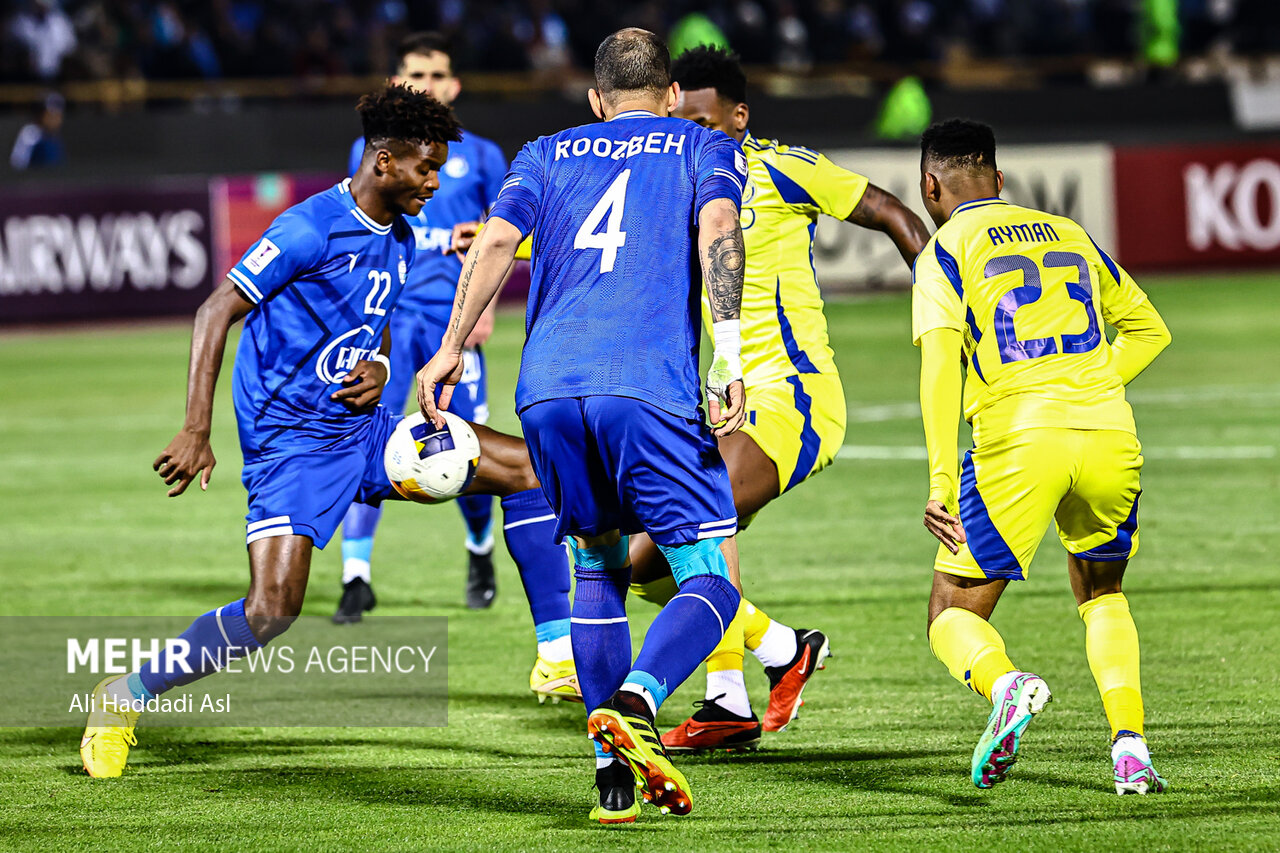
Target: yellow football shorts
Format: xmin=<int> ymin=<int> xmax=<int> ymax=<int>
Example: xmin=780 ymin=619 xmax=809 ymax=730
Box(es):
xmin=935 ymin=428 xmax=1142 ymax=581
xmin=741 ymin=372 xmax=847 ymax=494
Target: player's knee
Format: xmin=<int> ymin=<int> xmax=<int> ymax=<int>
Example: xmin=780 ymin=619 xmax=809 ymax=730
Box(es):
xmin=656 ymin=538 xmax=731 ymax=586
xmin=568 ymin=535 xmax=628 ymax=576
xmin=244 ymin=586 xmax=304 ymax=642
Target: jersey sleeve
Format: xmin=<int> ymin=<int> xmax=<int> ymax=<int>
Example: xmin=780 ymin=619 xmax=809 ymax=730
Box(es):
xmin=347 ymin=137 xmax=364 ymax=179
xmin=226 ymin=213 xmax=325 ymax=306
xmin=1087 ymin=234 xmax=1149 ymax=325
xmin=693 ymin=131 xmax=746 ymax=216
xmin=770 ymin=148 xmax=869 ymax=220
xmin=911 ymin=237 xmax=966 ymax=345
xmin=486 ymin=140 xmax=543 ymax=238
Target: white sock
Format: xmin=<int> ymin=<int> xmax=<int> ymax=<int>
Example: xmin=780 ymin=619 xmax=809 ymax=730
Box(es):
xmin=342 ymin=557 xmax=371 ymax=585
xmin=991 ymin=670 xmax=1019 ymax=702
xmin=106 ymin=675 xmax=135 ymax=704
xmin=705 ymin=669 xmax=752 ymax=718
xmin=1112 ymin=734 xmax=1151 ymax=764
xmin=596 ymin=755 xmax=623 ymax=769
xmin=620 ymin=683 xmax=657 ymax=718
xmin=465 ymin=534 xmax=495 ymax=555
xmin=751 ymin=620 xmax=798 ymax=668
xmin=538 ymin=635 xmax=573 ymax=662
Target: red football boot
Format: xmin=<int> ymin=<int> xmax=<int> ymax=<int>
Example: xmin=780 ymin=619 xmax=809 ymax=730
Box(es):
xmin=762 ymin=629 xmax=830 ymax=732
xmin=661 ymin=696 xmax=762 ymax=753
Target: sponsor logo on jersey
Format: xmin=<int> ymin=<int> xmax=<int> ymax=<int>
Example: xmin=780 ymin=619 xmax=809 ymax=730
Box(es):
xmin=412 ymin=224 xmax=454 ymax=253
xmin=397 ymin=256 xmax=407 ymax=285
xmin=315 ymin=324 xmax=377 ymax=384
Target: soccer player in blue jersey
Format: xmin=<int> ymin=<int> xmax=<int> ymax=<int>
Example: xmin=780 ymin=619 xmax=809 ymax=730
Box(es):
xmin=338 ymin=33 xmax=527 ymax=620
xmin=336 ymin=33 xmax=578 ymax=706
xmin=418 ymin=28 xmax=749 ymax=824
xmin=79 ymin=85 xmax=545 ymax=778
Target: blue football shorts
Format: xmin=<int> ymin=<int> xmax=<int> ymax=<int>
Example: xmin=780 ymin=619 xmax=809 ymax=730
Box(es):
xmin=520 ymin=395 xmax=737 ymax=547
xmin=383 ymin=308 xmax=488 ymax=425
xmin=240 ymin=406 xmax=401 ymax=549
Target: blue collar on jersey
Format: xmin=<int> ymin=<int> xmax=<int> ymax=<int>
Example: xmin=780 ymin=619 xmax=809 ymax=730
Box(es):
xmin=338 ymin=178 xmax=392 ymax=235
xmin=611 ymin=109 xmax=659 ymax=120
xmin=951 ymin=196 xmax=1006 ymax=217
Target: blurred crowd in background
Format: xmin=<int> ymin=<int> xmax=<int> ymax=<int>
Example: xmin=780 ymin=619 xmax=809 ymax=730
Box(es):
xmin=4 ymin=0 xmax=1280 ymax=85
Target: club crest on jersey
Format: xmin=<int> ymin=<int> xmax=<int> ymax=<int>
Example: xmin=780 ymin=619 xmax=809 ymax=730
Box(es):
xmin=398 ymin=256 xmax=407 ymax=285
xmin=316 ymin=324 xmax=376 ymax=384
xmin=443 ymin=156 xmax=469 ymax=179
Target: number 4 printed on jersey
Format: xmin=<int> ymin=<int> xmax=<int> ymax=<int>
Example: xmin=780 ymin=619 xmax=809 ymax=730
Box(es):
xmin=575 ymin=169 xmax=631 ymax=273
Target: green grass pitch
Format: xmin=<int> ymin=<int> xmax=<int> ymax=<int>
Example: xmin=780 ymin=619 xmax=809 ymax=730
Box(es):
xmin=1 ymin=272 xmax=1278 ymax=851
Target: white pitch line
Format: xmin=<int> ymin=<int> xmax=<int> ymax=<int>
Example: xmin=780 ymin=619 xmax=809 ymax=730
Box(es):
xmin=848 ymin=383 xmax=1280 ymax=424
xmin=837 ymin=445 xmax=1277 ymax=461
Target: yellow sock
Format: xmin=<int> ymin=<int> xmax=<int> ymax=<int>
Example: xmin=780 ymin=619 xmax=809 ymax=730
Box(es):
xmin=629 ymin=576 xmax=677 ymax=608
xmin=1079 ymin=592 xmax=1144 ymax=738
xmin=928 ymin=607 xmax=1016 ymax=701
xmin=706 ymin=609 xmax=746 ymax=672
xmin=740 ymin=598 xmax=772 ymax=651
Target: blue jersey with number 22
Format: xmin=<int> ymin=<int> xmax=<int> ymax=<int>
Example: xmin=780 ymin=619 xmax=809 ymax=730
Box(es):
xmin=227 ymin=179 xmax=416 ymax=462
xmin=488 ymin=111 xmax=746 ymax=419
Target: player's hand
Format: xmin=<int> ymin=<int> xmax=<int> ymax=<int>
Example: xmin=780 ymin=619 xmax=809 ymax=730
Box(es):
xmin=331 ymin=358 xmax=388 ymax=413
xmin=154 ymin=427 xmax=216 ymax=497
xmin=448 ymin=221 xmax=482 ymax=255
xmin=924 ymin=499 xmax=967 ymax=554
xmin=464 ymin=310 xmax=494 ymax=348
xmin=707 ymin=350 xmax=746 ymax=437
xmin=417 ymin=349 xmax=465 ymax=427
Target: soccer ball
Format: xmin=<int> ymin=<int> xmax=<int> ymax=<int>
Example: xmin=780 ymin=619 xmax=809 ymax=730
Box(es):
xmin=384 ymin=411 xmax=481 ymax=503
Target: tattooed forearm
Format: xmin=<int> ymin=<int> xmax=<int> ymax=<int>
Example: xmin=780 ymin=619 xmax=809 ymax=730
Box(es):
xmin=704 ymin=226 xmax=745 ymax=322
xmin=449 ymin=246 xmax=480 ymax=338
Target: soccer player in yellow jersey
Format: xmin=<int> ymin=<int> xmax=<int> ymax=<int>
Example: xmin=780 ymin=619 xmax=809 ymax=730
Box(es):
xmin=623 ymin=46 xmax=930 ymax=751
xmin=912 ymin=120 xmax=1172 ymax=794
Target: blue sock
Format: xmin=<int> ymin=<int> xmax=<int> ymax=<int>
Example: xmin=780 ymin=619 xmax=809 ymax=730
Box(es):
xmin=569 ymin=538 xmax=632 ymax=712
xmin=342 ymin=502 xmax=382 ymax=540
xmin=624 ymin=541 xmax=740 ymax=714
xmin=458 ymin=494 xmax=495 ymax=553
xmin=342 ymin=503 xmax=381 ymax=583
xmin=138 ymin=599 xmax=264 ymax=697
xmin=502 ymin=489 xmax=571 ymax=639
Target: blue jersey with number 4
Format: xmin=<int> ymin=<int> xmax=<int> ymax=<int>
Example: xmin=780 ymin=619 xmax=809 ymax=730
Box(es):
xmin=228 ymin=179 xmax=415 ymax=462
xmin=488 ymin=110 xmax=746 ymax=419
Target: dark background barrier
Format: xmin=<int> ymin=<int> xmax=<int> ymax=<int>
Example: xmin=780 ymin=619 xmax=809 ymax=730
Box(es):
xmin=0 ymin=82 xmax=1253 ymax=181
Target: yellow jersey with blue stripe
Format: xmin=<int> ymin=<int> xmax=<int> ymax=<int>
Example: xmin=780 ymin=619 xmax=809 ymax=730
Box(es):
xmin=912 ymin=197 xmax=1151 ymax=444
xmin=704 ymin=131 xmax=868 ymax=387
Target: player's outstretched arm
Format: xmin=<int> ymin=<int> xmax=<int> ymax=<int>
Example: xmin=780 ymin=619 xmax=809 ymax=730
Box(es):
xmin=846 ymin=183 xmax=932 ymax=268
xmin=153 ymin=278 xmax=254 ymax=497
xmin=418 ymin=217 xmax=522 ymax=425
xmin=919 ymin=327 xmax=967 ymax=553
xmin=698 ymin=197 xmax=747 ymax=437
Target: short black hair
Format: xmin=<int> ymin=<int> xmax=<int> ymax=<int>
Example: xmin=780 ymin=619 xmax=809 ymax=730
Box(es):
xmin=594 ymin=28 xmax=670 ymax=102
xmin=398 ymin=32 xmax=451 ymax=66
xmin=357 ymin=83 xmax=462 ymax=151
xmin=920 ymin=119 xmax=997 ymax=173
xmin=671 ymin=46 xmax=747 ymax=105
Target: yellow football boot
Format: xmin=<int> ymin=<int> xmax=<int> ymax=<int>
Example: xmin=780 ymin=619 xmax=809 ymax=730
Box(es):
xmin=80 ymin=677 xmax=142 ymax=778
xmin=530 ymin=655 xmax=582 ymax=705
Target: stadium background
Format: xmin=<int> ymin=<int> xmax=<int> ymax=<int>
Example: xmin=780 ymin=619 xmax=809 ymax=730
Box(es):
xmin=2 ymin=2 xmax=1279 ymax=850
